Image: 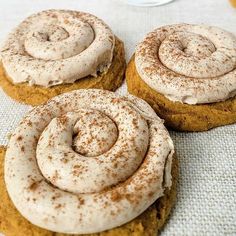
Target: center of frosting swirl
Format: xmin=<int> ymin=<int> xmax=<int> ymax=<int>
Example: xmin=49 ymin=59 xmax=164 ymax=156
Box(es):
xmin=159 ymin=31 xmax=220 ymax=78
xmin=36 ymin=102 xmax=150 ymax=194
xmin=72 ymin=110 xmax=118 ymax=157
xmin=24 ymin=20 xmax=94 ymax=60
xmin=33 ymin=24 xmax=69 ymax=42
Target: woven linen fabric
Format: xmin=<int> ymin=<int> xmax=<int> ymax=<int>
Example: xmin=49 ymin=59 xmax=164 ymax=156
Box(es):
xmin=0 ymin=0 xmax=236 ymax=235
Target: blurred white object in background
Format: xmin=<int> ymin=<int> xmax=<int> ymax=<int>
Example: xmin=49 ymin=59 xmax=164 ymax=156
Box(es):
xmin=123 ymin=0 xmax=174 ymax=7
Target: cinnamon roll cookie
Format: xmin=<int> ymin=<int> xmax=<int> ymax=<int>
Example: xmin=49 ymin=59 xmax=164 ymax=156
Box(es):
xmin=1 ymin=89 xmax=177 ymax=235
xmin=126 ymin=24 xmax=236 ymax=131
xmin=0 ymin=10 xmax=125 ymax=105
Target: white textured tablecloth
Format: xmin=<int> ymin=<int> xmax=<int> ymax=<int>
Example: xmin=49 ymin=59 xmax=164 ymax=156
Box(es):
xmin=0 ymin=0 xmax=236 ymax=235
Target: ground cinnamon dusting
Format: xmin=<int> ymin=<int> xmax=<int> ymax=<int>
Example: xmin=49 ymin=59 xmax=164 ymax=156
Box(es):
xmin=28 ymin=180 xmax=42 ymax=191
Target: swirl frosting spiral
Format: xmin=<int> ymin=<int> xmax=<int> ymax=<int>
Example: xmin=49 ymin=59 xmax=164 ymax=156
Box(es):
xmin=0 ymin=10 xmax=114 ymax=87
xmin=4 ymin=89 xmax=174 ymax=234
xmin=135 ymin=24 xmax=236 ymax=104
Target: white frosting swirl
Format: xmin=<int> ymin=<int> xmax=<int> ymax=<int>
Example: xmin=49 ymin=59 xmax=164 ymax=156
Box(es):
xmin=0 ymin=10 xmax=114 ymax=87
xmin=4 ymin=89 xmax=174 ymax=234
xmin=135 ymin=24 xmax=236 ymax=104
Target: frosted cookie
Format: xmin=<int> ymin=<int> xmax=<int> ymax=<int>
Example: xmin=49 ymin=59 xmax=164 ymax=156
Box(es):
xmin=0 ymin=10 xmax=125 ymax=105
xmin=2 ymin=89 xmax=177 ymax=235
xmin=126 ymin=24 xmax=236 ymax=131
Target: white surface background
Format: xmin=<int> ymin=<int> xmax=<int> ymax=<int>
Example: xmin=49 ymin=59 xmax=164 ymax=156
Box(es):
xmin=0 ymin=0 xmax=236 ymax=235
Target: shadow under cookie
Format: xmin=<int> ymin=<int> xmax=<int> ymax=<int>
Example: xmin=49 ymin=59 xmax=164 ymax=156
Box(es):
xmin=0 ymin=146 xmax=177 ymax=236
xmin=0 ymin=37 xmax=126 ymax=106
xmin=126 ymin=56 xmax=236 ymax=132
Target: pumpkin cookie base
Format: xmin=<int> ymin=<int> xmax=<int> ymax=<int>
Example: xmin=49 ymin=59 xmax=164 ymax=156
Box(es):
xmin=0 ymin=37 xmax=126 ymax=106
xmin=126 ymin=56 xmax=236 ymax=131
xmin=0 ymin=146 xmax=177 ymax=236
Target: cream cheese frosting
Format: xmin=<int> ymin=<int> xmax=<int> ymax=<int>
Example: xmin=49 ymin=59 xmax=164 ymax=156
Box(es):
xmin=0 ymin=10 xmax=115 ymax=87
xmin=4 ymin=89 xmax=174 ymax=234
xmin=135 ymin=24 xmax=236 ymax=104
